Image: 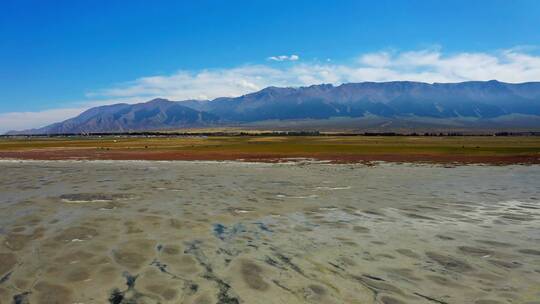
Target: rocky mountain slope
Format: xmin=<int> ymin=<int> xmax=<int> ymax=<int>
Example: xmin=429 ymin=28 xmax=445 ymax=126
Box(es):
xmin=9 ymin=80 xmax=540 ymax=134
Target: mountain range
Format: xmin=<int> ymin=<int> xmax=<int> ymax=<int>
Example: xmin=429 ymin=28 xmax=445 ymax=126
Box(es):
xmin=8 ymin=80 xmax=540 ymax=134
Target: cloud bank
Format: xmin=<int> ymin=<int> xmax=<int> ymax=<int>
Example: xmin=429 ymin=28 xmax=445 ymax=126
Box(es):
xmin=92 ymin=48 xmax=540 ymax=102
xmin=0 ymin=108 xmax=84 ymax=133
xmin=2 ymin=48 xmax=540 ymax=133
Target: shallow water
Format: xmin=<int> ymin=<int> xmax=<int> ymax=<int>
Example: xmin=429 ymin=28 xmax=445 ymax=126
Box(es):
xmin=0 ymin=160 xmax=539 ymax=303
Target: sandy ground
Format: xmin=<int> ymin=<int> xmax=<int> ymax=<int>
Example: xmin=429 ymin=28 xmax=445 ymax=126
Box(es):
xmin=0 ymin=160 xmax=539 ymax=303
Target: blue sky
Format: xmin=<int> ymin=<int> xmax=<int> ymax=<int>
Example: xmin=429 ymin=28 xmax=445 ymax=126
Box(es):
xmin=1 ymin=0 xmax=540 ymax=132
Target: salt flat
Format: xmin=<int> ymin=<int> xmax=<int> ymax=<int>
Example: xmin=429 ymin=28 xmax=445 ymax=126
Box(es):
xmin=0 ymin=161 xmax=539 ymax=303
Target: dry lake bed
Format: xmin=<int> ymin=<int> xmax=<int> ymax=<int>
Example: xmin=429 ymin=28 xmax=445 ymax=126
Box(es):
xmin=0 ymin=160 xmax=539 ymax=303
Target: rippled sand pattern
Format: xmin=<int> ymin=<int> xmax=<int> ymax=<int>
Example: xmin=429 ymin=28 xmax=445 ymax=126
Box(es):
xmin=0 ymin=161 xmax=539 ymax=303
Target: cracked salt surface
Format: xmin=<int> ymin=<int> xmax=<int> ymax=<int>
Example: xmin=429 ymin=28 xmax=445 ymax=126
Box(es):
xmin=0 ymin=161 xmax=539 ymax=303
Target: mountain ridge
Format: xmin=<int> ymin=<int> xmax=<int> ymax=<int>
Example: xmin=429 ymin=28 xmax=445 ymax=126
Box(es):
xmin=8 ymin=80 xmax=540 ymax=134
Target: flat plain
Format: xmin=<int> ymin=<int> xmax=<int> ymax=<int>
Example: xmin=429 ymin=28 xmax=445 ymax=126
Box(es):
xmin=1 ymin=135 xmax=540 ymax=164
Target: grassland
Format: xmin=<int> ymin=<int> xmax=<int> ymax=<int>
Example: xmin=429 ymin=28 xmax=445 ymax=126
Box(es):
xmin=1 ymin=135 xmax=539 ymax=164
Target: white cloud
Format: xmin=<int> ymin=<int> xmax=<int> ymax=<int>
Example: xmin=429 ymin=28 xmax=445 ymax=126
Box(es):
xmin=267 ymin=54 xmax=300 ymax=62
xmin=93 ymin=48 xmax=540 ymax=103
xmin=3 ymin=47 xmax=540 ymax=133
xmin=0 ymin=97 xmax=150 ymax=133
xmin=358 ymin=51 xmax=392 ymax=67
xmin=88 ymin=66 xmax=287 ymax=101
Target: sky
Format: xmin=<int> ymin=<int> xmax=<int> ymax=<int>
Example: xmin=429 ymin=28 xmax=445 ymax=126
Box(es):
xmin=1 ymin=0 xmax=540 ymax=132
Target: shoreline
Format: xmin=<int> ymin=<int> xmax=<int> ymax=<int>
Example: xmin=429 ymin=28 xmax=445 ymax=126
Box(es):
xmin=1 ymin=150 xmax=539 ymax=165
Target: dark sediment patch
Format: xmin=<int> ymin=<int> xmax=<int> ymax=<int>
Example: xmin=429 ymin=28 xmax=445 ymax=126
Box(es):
xmin=108 ymin=271 xmax=178 ymax=303
xmin=328 ymin=261 xmax=346 ymax=271
xmin=65 ymin=267 xmax=91 ymax=282
xmin=113 ymin=250 xmax=148 ymax=270
xmin=487 ymin=259 xmax=522 ymax=269
xmin=363 ymin=210 xmax=385 ymax=216
xmin=162 ymin=245 xmax=180 ymax=255
xmin=376 ymin=253 xmax=396 ymax=260
xmin=352 ymin=275 xmax=404 ymax=296
xmin=353 ymin=226 xmax=370 ymax=233
xmin=264 ymin=256 xmax=288 ymax=271
xmin=169 ymin=218 xmax=186 ymax=230
xmin=363 ymin=274 xmax=385 ymax=281
xmin=59 ymin=193 xmax=130 ymax=203
xmin=475 ymin=240 xmax=515 ymax=248
xmin=255 ymin=222 xmax=272 ymax=232
xmin=145 ymin=284 xmax=178 ymax=301
xmin=124 ymin=221 xmax=143 ymax=234
xmin=111 ymin=239 xmax=155 ymax=270
xmin=435 ymin=235 xmax=454 ymax=241
xmin=149 ymin=258 xmax=195 ymax=284
xmin=380 ymin=295 xmax=407 ymax=304
xmin=11 ymin=227 xmax=26 ymax=233
xmin=457 ymin=246 xmax=492 ymax=257
xmin=472 ymin=271 xmax=505 ymax=282
xmin=415 ymin=204 xmax=441 ymax=210
xmin=240 ymin=260 xmax=269 ymax=291
xmin=308 ymin=284 xmax=326 ymax=296
xmin=413 ymin=292 xmax=449 ymax=304
xmin=293 ymin=226 xmax=313 ymax=232
xmin=271 ymin=250 xmax=306 ymax=277
xmin=0 ymin=271 xmax=12 ymax=284
xmin=517 ymin=204 xmax=539 ymax=210
xmin=0 ymin=253 xmax=17 ymax=277
xmin=404 ymin=213 xmax=436 ymax=220
xmin=13 ymin=291 xmax=31 ymax=304
xmin=4 ymin=233 xmax=33 ymax=251
xmin=500 ymin=214 xmax=535 ymax=221
xmin=475 ymin=300 xmax=504 ymax=304
xmin=193 ymin=293 xmax=213 ymax=304
xmin=339 ymin=256 xmax=357 ymax=266
xmin=395 ymin=249 xmax=420 ymax=259
xmin=382 ymin=267 xmax=422 ymax=282
xmin=55 ymin=250 xmax=95 ymax=264
xmin=53 ymin=226 xmax=99 ymax=243
xmin=425 ymin=275 xmax=461 ymax=287
xmin=304 ymin=284 xmax=327 ymax=301
xmin=426 ymin=252 xmax=473 ymax=272
xmin=34 ymin=281 xmax=73 ymax=304
xmin=271 ymin=279 xmax=295 ymax=295
xmin=321 ymin=221 xmax=349 ymax=229
xmin=518 ymin=249 xmax=540 ymax=256
xmin=226 ymin=207 xmax=255 ymax=216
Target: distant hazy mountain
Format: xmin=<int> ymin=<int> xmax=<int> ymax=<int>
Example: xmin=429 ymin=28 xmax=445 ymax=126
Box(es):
xmin=191 ymin=80 xmax=540 ymax=121
xmin=10 ymin=98 xmax=219 ymax=134
xmin=8 ymin=80 xmax=540 ymax=134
